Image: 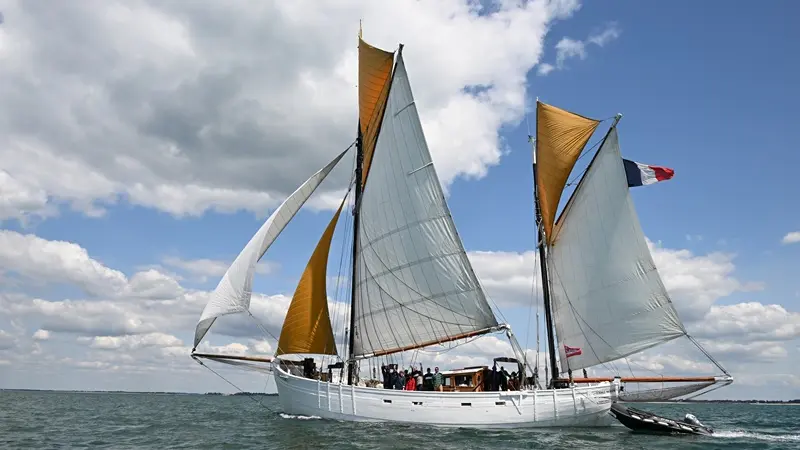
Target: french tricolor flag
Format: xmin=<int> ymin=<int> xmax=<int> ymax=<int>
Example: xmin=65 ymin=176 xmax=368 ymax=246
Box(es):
xmin=623 ymin=159 xmax=675 ymax=187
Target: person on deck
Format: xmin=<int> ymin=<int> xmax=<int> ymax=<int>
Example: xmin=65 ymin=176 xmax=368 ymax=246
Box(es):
xmin=394 ymin=370 xmax=405 ymax=390
xmin=499 ymin=367 xmax=509 ymax=391
xmin=405 ymin=373 xmax=416 ymax=391
xmin=432 ymin=367 xmax=444 ymax=392
xmin=423 ymin=368 xmax=434 ymax=391
xmin=413 ymin=365 xmax=423 ymax=391
xmin=381 ymin=365 xmax=390 ymax=389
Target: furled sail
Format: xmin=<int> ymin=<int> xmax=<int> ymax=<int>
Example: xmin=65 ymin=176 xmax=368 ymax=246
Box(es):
xmin=351 ymin=52 xmax=498 ymax=358
xmin=547 ymin=126 xmax=686 ymax=371
xmin=193 ymin=148 xmax=350 ymax=348
xmin=276 ymin=198 xmax=346 ymax=356
xmin=535 ymin=101 xmax=600 ymax=244
xmin=358 ymin=37 xmax=395 ymax=185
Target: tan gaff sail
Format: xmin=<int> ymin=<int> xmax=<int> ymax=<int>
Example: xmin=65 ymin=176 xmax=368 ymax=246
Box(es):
xmin=358 ymin=37 xmax=395 ymax=186
xmin=535 ymin=101 xmax=600 ymax=244
xmin=276 ymin=199 xmax=346 ymax=356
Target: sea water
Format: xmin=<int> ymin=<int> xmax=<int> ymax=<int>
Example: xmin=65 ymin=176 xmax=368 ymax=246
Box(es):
xmin=1 ymin=390 xmax=798 ymax=449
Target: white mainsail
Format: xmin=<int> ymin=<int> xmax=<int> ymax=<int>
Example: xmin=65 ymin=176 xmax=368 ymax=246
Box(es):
xmin=193 ymin=147 xmax=351 ymax=348
xmin=351 ymin=53 xmax=498 ymax=358
xmin=546 ymin=126 xmax=686 ymax=371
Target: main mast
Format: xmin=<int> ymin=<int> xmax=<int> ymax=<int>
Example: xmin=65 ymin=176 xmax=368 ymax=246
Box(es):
xmin=347 ymin=125 xmax=364 ymax=385
xmin=530 ymin=130 xmax=560 ymax=386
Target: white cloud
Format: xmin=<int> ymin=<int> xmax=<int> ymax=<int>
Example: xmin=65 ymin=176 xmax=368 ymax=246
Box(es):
xmin=536 ymin=63 xmax=555 ymax=76
xmin=162 ymin=256 xmax=278 ymax=282
xmin=697 ymin=302 xmax=800 ymax=341
xmin=469 ymin=250 xmax=538 ymax=308
xmin=539 ymin=22 xmax=620 ymax=75
xmin=782 ymin=231 xmax=800 ymax=244
xmin=0 ymin=230 xmax=184 ymax=300
xmin=0 ymin=330 xmax=15 ymax=350
xmin=697 ymin=340 xmax=788 ymax=362
xmin=648 ymin=239 xmax=763 ymax=321
xmin=81 ymin=332 xmax=183 ymax=351
xmin=555 ymin=37 xmax=587 ymax=67
xmin=587 ymin=24 xmax=621 ymax=46
xmin=32 ymin=329 xmax=50 ymax=341
xmin=0 ymin=0 xmax=589 ymax=222
xmin=1 ymin=229 xmax=777 ymax=399
xmin=467 ymin=238 xmax=762 ymax=319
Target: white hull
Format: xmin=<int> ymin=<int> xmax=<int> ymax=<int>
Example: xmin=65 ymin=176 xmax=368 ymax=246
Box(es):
xmin=273 ymin=363 xmax=619 ymax=428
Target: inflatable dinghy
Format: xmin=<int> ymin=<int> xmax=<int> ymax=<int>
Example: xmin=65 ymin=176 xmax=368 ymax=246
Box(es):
xmin=610 ymin=402 xmax=714 ymax=436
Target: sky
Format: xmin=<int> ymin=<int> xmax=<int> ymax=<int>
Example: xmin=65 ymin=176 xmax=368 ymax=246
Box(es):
xmin=0 ymin=0 xmax=798 ymax=400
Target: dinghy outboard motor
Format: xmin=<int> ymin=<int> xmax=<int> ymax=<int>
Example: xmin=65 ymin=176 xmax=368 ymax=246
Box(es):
xmin=683 ymin=414 xmax=704 ymax=427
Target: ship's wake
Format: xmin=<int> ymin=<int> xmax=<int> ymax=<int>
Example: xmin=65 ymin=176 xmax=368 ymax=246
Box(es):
xmin=714 ymin=430 xmax=800 ymax=442
xmin=279 ymin=413 xmax=321 ymax=420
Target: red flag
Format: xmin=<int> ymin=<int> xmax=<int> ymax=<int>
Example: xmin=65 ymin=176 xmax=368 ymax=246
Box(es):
xmin=564 ymin=345 xmax=582 ymax=358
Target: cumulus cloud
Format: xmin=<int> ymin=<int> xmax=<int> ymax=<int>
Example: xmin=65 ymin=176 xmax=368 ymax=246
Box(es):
xmin=782 ymin=231 xmax=800 ymax=244
xmin=0 ymin=230 xmax=184 ymax=300
xmin=1 ymin=229 xmax=796 ymax=398
xmin=697 ymin=302 xmax=800 ymax=341
xmin=161 ymin=256 xmax=279 ymax=283
xmin=538 ymin=22 xmax=620 ymax=75
xmin=32 ymin=329 xmax=50 ymax=341
xmin=80 ymin=332 xmax=183 ymax=351
xmin=0 ymin=2 xmax=796 ymax=399
xmin=468 ymin=238 xmax=762 ymax=319
xmin=469 ymin=250 xmax=539 ymax=308
xmin=0 ymin=0 xmax=588 ymax=223
xmin=648 ymin=240 xmax=764 ymax=321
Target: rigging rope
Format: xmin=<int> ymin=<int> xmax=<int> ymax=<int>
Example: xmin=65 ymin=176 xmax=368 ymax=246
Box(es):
xmin=563 ymin=117 xmax=619 ymax=188
xmin=687 ymin=334 xmax=729 ymax=375
xmin=192 ymin=356 xmax=280 ymax=414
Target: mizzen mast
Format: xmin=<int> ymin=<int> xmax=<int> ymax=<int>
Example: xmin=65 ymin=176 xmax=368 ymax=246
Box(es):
xmin=530 ymin=132 xmax=559 ymax=386
xmin=532 ymin=100 xmax=601 ymax=386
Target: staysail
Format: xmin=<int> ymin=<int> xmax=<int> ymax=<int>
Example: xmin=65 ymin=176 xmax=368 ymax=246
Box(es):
xmin=351 ymin=51 xmax=498 ymax=359
xmin=276 ymin=198 xmax=346 ymax=356
xmin=546 ymin=126 xmax=686 ymax=370
xmin=193 ymin=147 xmax=351 ymax=348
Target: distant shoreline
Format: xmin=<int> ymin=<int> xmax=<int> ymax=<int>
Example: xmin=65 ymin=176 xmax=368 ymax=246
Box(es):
xmin=1 ymin=388 xmax=797 ymax=403
xmin=0 ymin=388 xmax=277 ymax=397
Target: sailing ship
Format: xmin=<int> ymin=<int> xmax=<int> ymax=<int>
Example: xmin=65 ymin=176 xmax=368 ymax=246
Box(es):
xmin=190 ymin=32 xmax=732 ymax=428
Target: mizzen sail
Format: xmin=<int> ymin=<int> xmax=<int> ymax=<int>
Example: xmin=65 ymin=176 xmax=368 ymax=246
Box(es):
xmin=193 ymin=148 xmax=350 ymax=348
xmin=547 ymin=126 xmax=685 ymax=371
xmin=351 ymin=52 xmax=498 ymax=359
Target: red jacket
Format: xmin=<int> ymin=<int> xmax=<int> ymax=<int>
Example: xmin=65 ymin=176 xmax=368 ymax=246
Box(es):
xmin=405 ymin=377 xmax=416 ymax=391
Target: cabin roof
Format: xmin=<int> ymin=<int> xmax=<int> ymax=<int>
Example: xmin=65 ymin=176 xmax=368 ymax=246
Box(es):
xmin=441 ymin=367 xmax=486 ymax=376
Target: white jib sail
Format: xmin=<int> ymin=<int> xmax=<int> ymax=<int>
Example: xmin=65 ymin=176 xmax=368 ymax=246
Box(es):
xmin=547 ymin=127 xmax=685 ymax=371
xmin=351 ymin=53 xmax=498 ymax=358
xmin=193 ymin=148 xmax=351 ymax=348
